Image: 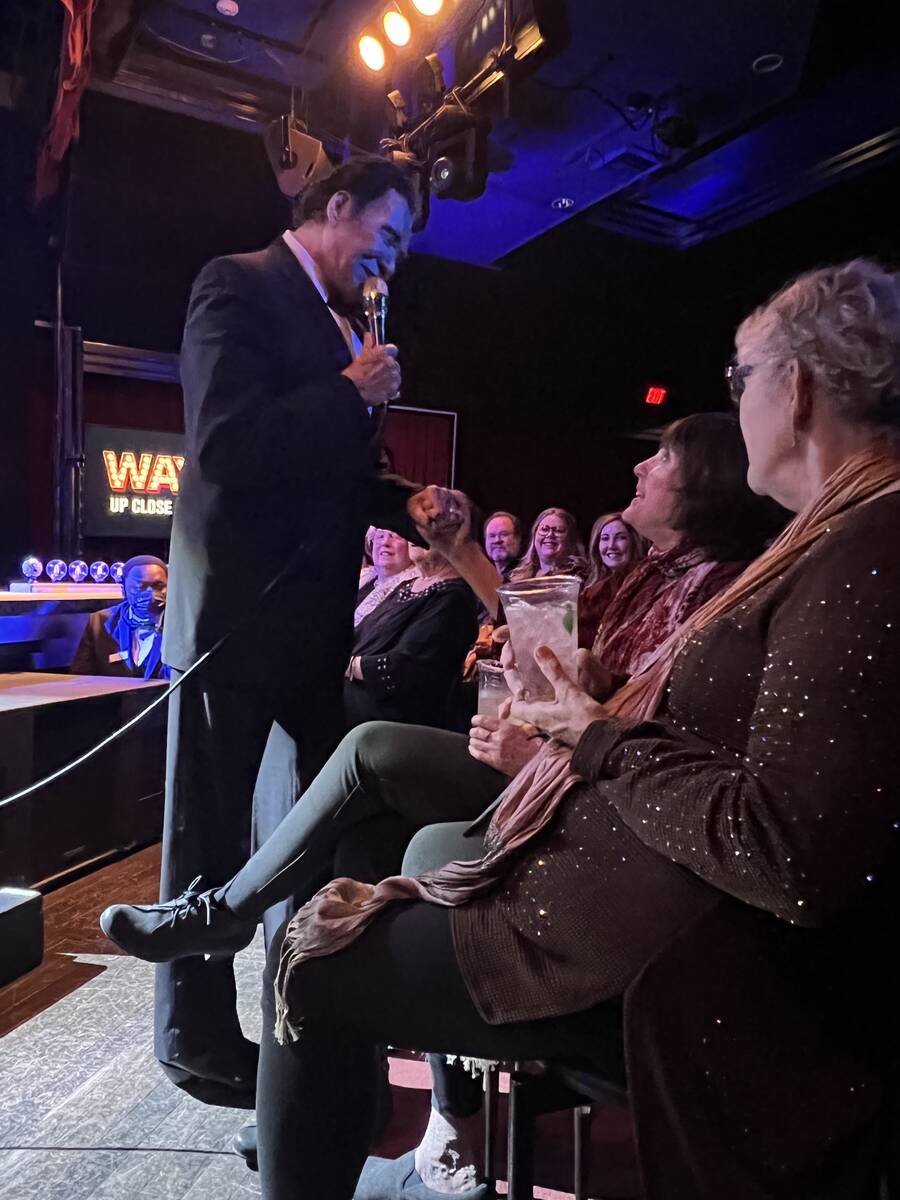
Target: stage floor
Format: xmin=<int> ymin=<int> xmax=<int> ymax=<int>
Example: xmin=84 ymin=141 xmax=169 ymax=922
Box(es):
xmin=0 ymin=847 xmax=634 ymax=1199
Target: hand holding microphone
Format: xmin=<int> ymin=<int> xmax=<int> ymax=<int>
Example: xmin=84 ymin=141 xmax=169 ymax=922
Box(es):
xmin=342 ymin=334 xmax=400 ymax=408
xmin=342 ymin=274 xmax=400 ymax=408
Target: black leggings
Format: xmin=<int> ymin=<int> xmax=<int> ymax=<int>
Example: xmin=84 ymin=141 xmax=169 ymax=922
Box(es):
xmin=256 ymin=904 xmax=625 ymax=1200
xmin=224 ymin=721 xmax=504 ymax=920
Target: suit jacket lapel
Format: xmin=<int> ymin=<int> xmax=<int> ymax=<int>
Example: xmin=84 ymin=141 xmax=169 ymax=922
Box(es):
xmin=264 ymin=237 xmax=353 ymax=370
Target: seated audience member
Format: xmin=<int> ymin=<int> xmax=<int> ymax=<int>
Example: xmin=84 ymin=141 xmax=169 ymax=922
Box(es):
xmin=464 ymin=510 xmax=524 ymax=673
xmin=71 ymin=556 xmax=169 ymax=679
xmin=344 ymin=543 xmax=478 ymax=729
xmin=508 ymin=506 xmax=587 ymax=581
xmin=358 ymin=527 xmax=377 ymax=590
xmin=578 ymin=511 xmax=646 ymax=648
xmin=105 ymin=258 xmax=900 ymax=1200
xmin=473 ymin=412 xmax=787 ymax=785
xmin=354 ymin=527 xmax=415 ymax=626
xmin=482 ymin=510 xmax=522 ymax=580
xmin=593 ymin=411 xmax=787 ymax=680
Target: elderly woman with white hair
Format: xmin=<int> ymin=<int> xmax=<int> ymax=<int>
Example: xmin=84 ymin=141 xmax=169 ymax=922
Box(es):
xmin=107 ymin=261 xmax=900 ymax=1200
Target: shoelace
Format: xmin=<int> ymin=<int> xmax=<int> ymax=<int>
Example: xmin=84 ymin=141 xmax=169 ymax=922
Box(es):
xmin=160 ymin=876 xmax=214 ymax=928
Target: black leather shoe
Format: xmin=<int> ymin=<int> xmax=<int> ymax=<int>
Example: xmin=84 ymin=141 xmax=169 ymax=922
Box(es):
xmin=99 ymin=877 xmax=256 ymax=963
xmin=233 ymin=1123 xmax=258 ymax=1171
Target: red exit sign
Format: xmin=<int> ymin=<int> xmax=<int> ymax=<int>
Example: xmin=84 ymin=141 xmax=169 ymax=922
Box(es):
xmin=644 ymin=385 xmax=668 ymax=406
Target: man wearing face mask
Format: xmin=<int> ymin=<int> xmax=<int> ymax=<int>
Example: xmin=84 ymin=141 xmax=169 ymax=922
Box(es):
xmin=136 ymin=156 xmax=457 ymax=1112
xmin=71 ymin=556 xmax=169 ymax=679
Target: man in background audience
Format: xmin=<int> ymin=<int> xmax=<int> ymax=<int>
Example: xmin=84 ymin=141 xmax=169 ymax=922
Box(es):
xmin=482 ymin=510 xmax=521 ymax=580
xmin=71 ymin=556 xmax=169 ymax=680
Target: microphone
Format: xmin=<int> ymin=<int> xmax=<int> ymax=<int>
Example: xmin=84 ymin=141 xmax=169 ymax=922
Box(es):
xmin=362 ymin=274 xmax=389 ymax=345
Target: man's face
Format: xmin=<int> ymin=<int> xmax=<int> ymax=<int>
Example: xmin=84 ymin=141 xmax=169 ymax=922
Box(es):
xmin=484 ymin=517 xmax=520 ymax=569
xmin=319 ymin=189 xmax=413 ymax=311
xmin=124 ymin=565 xmax=167 ymax=617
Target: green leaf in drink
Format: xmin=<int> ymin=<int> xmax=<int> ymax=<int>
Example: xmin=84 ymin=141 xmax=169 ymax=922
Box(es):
xmin=562 ymin=605 xmax=575 ymax=635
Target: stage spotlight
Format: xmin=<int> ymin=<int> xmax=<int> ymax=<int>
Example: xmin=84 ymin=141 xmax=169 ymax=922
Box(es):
xmin=412 ymin=0 xmax=442 ymax=14
xmin=89 ymin=560 xmax=110 ymax=582
xmin=420 ymin=108 xmax=490 ymax=201
xmin=264 ymin=116 xmax=331 ymax=198
xmin=383 ymin=10 xmax=411 ymax=46
xmin=359 ymin=34 xmax=386 ymax=71
xmin=68 ymin=559 xmax=88 ymax=583
xmin=46 ymin=559 xmax=67 ymax=583
xmin=110 ymin=562 xmax=125 ymax=584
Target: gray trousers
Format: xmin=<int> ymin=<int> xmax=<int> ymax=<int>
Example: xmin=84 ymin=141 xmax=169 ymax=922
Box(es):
xmin=155 ymin=668 xmax=345 ymax=1106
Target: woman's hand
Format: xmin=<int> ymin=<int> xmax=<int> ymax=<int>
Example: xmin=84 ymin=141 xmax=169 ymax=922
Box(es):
xmin=509 ymin=646 xmax=607 ymax=747
xmin=575 ymin=648 xmax=616 ymax=701
xmin=468 ymin=713 xmax=543 ymax=777
xmin=494 ymin=626 xmax=615 ymax=705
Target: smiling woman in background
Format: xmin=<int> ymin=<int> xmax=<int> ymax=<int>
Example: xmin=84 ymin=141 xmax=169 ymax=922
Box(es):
xmin=353 ymin=527 xmax=415 ymax=626
xmin=577 ymin=511 xmax=647 ymax=648
xmin=509 ymin=505 xmax=587 ymax=581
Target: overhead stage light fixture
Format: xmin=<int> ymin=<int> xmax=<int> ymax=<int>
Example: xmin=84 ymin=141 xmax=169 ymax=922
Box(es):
xmin=359 ymin=34 xmax=387 ymax=71
xmin=411 ymin=0 xmax=443 ymax=14
xmin=383 ymin=10 xmax=411 ymax=46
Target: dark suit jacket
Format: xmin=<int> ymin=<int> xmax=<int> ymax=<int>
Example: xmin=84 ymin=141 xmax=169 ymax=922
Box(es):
xmin=71 ymin=605 xmax=166 ymax=679
xmin=163 ymin=237 xmax=420 ymax=688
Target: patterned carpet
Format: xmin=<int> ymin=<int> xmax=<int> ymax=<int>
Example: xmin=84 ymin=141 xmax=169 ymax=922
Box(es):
xmin=0 ymin=936 xmax=265 ymax=1200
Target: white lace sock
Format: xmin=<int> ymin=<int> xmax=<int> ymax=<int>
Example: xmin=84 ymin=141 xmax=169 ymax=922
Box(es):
xmin=413 ymin=1107 xmax=484 ymax=1195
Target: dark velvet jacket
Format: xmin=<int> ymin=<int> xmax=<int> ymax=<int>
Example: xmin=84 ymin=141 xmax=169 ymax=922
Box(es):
xmin=163 ymin=238 xmax=420 ymax=688
xmin=452 ymin=493 xmax=900 ymax=1199
xmin=345 ymin=577 xmax=477 ymax=730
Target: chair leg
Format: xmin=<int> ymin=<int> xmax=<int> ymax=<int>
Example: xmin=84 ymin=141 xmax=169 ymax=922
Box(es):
xmin=507 ymin=1067 xmax=536 ymax=1200
xmin=482 ymin=1065 xmax=496 ymax=1176
xmin=573 ymin=1104 xmax=590 ymax=1200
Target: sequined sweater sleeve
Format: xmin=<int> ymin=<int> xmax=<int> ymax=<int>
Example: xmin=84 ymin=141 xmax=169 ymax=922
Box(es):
xmin=571 ymin=503 xmax=900 ymax=928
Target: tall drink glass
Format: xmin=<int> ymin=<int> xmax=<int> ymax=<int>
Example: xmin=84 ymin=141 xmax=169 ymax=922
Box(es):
xmin=497 ymin=575 xmax=581 ymax=701
xmin=476 ymin=660 xmax=511 ymax=717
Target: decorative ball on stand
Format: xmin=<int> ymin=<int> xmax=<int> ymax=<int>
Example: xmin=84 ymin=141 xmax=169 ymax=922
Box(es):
xmin=46 ymin=559 xmax=68 ymax=583
xmin=89 ymin=560 xmax=110 ymax=582
xmin=110 ymin=562 xmax=125 ymax=585
xmin=67 ymin=560 xmax=89 ymax=583
xmin=20 ymin=556 xmax=44 ymax=583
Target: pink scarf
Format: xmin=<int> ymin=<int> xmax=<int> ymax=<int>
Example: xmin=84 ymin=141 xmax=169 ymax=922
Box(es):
xmin=275 ymin=450 xmax=900 ymax=1041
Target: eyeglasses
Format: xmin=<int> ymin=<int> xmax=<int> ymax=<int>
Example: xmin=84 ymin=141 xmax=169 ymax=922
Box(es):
xmin=537 ymin=525 xmax=567 ymax=538
xmin=725 ymin=359 xmax=755 ymax=407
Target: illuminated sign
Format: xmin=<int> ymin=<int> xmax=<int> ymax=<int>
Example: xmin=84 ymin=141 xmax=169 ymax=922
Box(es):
xmin=644 ymin=385 xmax=668 ymax=407
xmin=84 ymin=424 xmax=186 ymax=537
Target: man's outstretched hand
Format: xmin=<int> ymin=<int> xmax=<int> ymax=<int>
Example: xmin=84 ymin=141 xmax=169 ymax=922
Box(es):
xmin=407 ymin=486 xmax=465 ymax=540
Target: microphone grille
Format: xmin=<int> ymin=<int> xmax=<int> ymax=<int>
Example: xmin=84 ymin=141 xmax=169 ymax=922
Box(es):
xmin=363 ymin=275 xmax=389 ymax=301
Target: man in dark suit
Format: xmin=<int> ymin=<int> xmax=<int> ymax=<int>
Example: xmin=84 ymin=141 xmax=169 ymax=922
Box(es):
xmin=142 ymin=158 xmax=448 ymax=1108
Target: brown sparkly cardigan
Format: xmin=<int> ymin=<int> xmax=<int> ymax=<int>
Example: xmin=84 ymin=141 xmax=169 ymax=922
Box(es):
xmin=451 ymin=493 xmax=900 ymax=1199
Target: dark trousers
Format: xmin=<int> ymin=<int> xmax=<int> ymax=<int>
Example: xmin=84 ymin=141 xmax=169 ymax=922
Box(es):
xmin=154 ymin=667 xmax=345 ymax=1106
xmin=257 ymin=905 xmax=626 ymax=1200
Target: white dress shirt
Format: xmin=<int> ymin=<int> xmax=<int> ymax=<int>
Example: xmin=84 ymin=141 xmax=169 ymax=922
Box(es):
xmin=282 ymin=230 xmax=362 ymax=358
